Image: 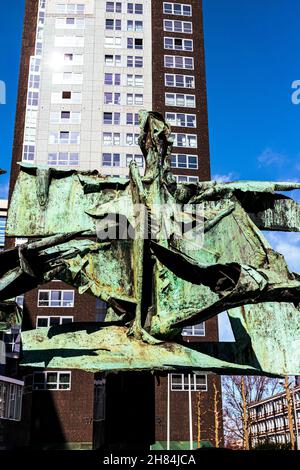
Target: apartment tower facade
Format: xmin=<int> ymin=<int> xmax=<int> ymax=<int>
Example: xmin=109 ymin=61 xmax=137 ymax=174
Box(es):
xmin=6 ymin=0 xmax=222 ymax=449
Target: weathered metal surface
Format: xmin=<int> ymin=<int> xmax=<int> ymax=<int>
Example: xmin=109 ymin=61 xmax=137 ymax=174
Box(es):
xmin=0 ymin=300 xmax=22 ymax=331
xmin=20 ymin=324 xmax=262 ymax=375
xmin=4 ymin=110 xmax=300 ymax=375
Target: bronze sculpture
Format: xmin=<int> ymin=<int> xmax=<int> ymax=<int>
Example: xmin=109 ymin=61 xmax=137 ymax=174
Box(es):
xmin=2 ymin=111 xmax=300 ymax=376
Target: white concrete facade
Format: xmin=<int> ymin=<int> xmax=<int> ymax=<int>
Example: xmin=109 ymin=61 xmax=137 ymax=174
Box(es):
xmin=22 ymin=0 xmax=152 ymax=176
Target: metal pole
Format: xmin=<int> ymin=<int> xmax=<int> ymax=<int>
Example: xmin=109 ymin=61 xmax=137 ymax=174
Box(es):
xmin=167 ymin=374 xmax=170 ymax=450
xmin=188 ymin=373 xmax=193 ymax=450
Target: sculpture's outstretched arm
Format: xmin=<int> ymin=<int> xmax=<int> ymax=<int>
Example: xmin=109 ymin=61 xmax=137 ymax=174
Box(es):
xmin=20 ymin=323 xmax=266 ymax=375
xmin=150 ymin=241 xmax=300 ymax=328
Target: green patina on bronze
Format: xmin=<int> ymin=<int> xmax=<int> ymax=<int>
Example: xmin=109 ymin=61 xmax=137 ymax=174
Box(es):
xmin=3 ymin=110 xmax=300 ymax=375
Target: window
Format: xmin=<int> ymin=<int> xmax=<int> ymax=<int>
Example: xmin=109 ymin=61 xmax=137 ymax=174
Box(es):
xmin=164 ymin=55 xmax=194 ymax=70
xmin=96 ymin=300 xmax=108 ymax=322
xmin=126 ymin=133 xmax=139 ymax=146
xmin=127 ymin=56 xmax=143 ymax=68
xmin=127 ymin=3 xmax=143 ymax=14
xmin=55 ymin=17 xmax=84 ymax=29
xmin=28 ymin=74 xmax=40 ymax=89
xmin=30 ymin=57 xmax=41 ymax=73
xmin=54 ymin=35 xmax=84 ymax=47
xmin=104 ymin=92 xmax=121 ymax=105
xmin=103 ymin=112 xmax=121 ymax=125
xmin=126 ymin=113 xmax=139 ymax=125
xmin=176 ymin=175 xmax=199 ymax=183
xmin=170 ymin=373 xmax=207 ymax=391
xmin=4 ymin=328 xmax=21 ymax=356
xmin=104 ymin=73 xmax=121 ymax=86
xmin=48 ymin=152 xmax=79 ymax=166
xmin=171 ymin=133 xmax=197 ymax=148
xmin=163 ymin=19 xmax=192 ymax=33
xmin=15 ymin=294 xmax=25 ymax=307
xmin=165 ymin=93 xmax=195 ymax=107
xmin=106 ymin=1 xmax=122 ymax=12
xmin=105 ymin=19 xmax=121 ymax=30
xmin=52 ymin=72 xmax=83 ymax=84
xmin=27 ymin=91 xmax=39 ymax=107
xmin=166 ymin=112 xmax=196 ymax=128
xmin=103 ymin=132 xmax=121 ymax=146
xmin=127 ymin=38 xmax=143 ymax=50
xmin=182 ymin=323 xmax=204 ymax=336
xmin=127 ymin=75 xmax=143 ymax=87
xmin=23 ymin=145 xmax=35 ymax=162
xmin=163 ymin=3 xmax=192 ymax=16
xmin=105 ymin=54 xmax=121 ymax=66
xmin=104 ymin=36 xmax=122 ymax=48
xmin=164 ymin=37 xmax=193 ymax=51
xmin=126 ymin=93 xmax=143 ymax=105
xmin=51 ymin=91 xmax=82 ymax=104
xmin=49 ymin=131 xmax=80 ymax=145
xmin=38 ymin=290 xmax=74 ymax=307
xmin=171 ymin=154 xmax=198 ymax=169
xmin=127 ymin=20 xmax=143 ymax=32
xmin=165 ymin=74 xmax=194 ymax=88
xmin=0 ymin=379 xmax=23 ymax=420
xmin=50 ymin=111 xmax=81 ymax=124
xmin=102 ymin=153 xmax=120 ymax=167
xmin=94 ymin=377 xmax=106 ymax=421
xmin=36 ymin=316 xmax=73 ymax=328
xmin=33 ymin=371 xmax=71 ymax=391
xmin=0 ymin=216 xmax=5 ymax=249
xmin=126 ymin=154 xmax=143 ymax=167
xmin=55 ymin=4 xmax=85 ymax=14
xmin=64 ymin=53 xmax=73 ymax=62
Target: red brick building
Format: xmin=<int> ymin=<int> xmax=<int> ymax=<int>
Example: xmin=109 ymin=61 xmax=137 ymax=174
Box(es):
xmin=4 ymin=0 xmax=223 ymax=450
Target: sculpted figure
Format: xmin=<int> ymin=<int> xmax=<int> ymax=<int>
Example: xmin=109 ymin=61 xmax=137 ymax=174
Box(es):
xmin=3 ymin=111 xmax=300 ymax=376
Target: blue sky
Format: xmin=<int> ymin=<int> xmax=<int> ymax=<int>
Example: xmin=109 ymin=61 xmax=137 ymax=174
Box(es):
xmin=1 ymin=1 xmax=300 ymax=339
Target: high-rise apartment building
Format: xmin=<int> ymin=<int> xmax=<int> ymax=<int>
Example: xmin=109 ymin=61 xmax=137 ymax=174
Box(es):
xmin=6 ymin=0 xmax=222 ymax=449
xmin=0 ymin=200 xmax=7 ymax=251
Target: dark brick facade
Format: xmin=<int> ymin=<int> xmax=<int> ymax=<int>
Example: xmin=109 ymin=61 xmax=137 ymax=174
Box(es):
xmin=151 ymin=0 xmax=222 ymax=447
xmin=151 ymin=0 xmax=210 ymax=181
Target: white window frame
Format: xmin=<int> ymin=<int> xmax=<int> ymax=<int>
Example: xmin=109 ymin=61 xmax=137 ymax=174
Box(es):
xmin=164 ymin=74 xmax=195 ymax=89
xmin=55 ymin=17 xmax=85 ymax=29
xmin=164 ymin=55 xmax=194 ymax=70
xmin=37 ymin=289 xmax=75 ymax=308
xmin=32 ymin=371 xmax=72 ymax=391
xmin=36 ymin=316 xmax=74 ymax=328
xmin=163 ymin=2 xmax=192 ymax=16
xmin=48 ymin=152 xmax=79 ymax=166
xmin=170 ymin=373 xmax=207 ymax=392
xmin=175 ymin=175 xmax=199 ymax=183
xmin=54 ymin=35 xmax=84 ymax=47
xmin=163 ymin=19 xmax=193 ymax=34
xmin=165 ymin=92 xmax=196 ymax=108
xmin=102 ymin=132 xmax=121 ymax=146
xmin=171 ymin=153 xmax=198 ymax=170
xmin=125 ymin=154 xmax=144 ymax=167
xmin=104 ymin=36 xmax=122 ymax=48
xmin=171 ymin=133 xmax=197 ymax=148
xmin=164 ymin=37 xmax=193 ymax=52
xmin=165 ymin=112 xmax=197 ymax=128
xmin=102 ymin=153 xmax=121 ymax=167
xmin=55 ymin=4 xmax=85 ymax=14
xmin=182 ymin=323 xmax=205 ymax=336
